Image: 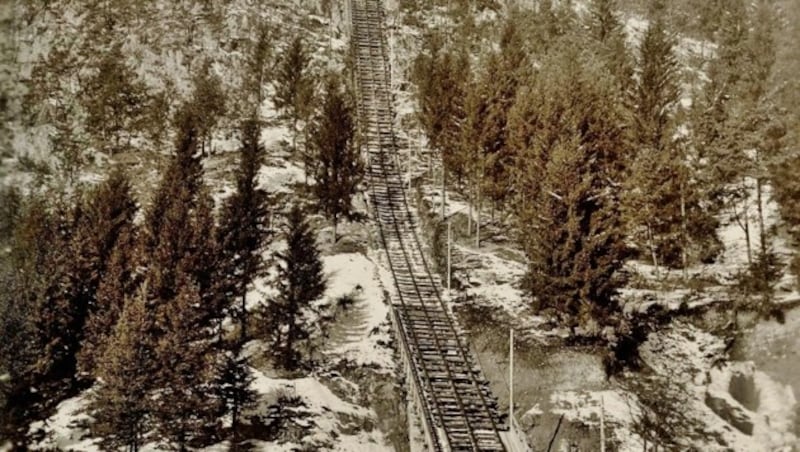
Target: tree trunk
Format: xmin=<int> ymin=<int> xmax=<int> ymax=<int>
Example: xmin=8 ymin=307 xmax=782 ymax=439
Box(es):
xmin=232 ymin=399 xmax=240 ymax=451
xmin=647 ymin=222 xmax=659 ymax=279
xmin=333 ymin=216 xmax=338 ymax=244
xmin=680 ymin=180 xmax=688 ymax=281
xmin=742 ymin=177 xmax=752 ymax=265
xmin=292 ymin=117 xmax=298 ymax=156
xmin=467 ymin=187 xmax=472 ymax=235
xmin=476 ymin=175 xmax=481 ymax=249
xmin=241 ymin=292 xmax=247 ymax=343
xmin=756 ymin=176 xmax=766 ymax=256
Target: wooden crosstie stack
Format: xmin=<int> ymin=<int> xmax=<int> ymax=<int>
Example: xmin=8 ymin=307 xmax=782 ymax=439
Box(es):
xmin=349 ymin=0 xmax=508 ymax=450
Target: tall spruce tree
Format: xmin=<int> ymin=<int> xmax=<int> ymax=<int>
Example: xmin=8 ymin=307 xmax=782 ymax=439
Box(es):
xmin=90 ymin=287 xmax=153 ymax=452
xmin=623 ymin=11 xmax=721 ymax=271
xmin=311 ymin=76 xmax=363 ymax=241
xmin=214 ymin=349 xmax=255 ymax=450
xmin=412 ymin=33 xmax=470 ymax=216
xmin=510 ymin=50 xmax=628 ymax=331
xmin=0 ymin=195 xmax=82 ymax=444
xmin=190 ymin=62 xmax=227 ymax=156
xmin=215 ymin=119 xmax=267 ymax=444
xmin=273 ymin=35 xmax=314 ymax=156
xmin=244 ymin=21 xmax=274 ymax=109
xmin=586 ymin=0 xmax=633 ymax=94
xmin=74 ymin=168 xmax=138 ymax=378
xmin=82 ymin=43 xmax=148 ymax=154
xmin=522 ymin=134 xmax=627 ymax=331
xmin=218 ymin=118 xmax=271 ymax=342
xmin=263 ymin=205 xmax=326 ymax=370
xmin=631 ymin=15 xmax=680 ymax=152
xmin=0 ymin=198 xmax=51 ymax=446
xmin=137 ymin=108 xmax=224 ymax=448
xmin=151 ymin=280 xmax=222 ymax=450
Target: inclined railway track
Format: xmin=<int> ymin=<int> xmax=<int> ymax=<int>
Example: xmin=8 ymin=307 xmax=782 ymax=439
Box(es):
xmin=349 ymin=0 xmax=507 ymax=450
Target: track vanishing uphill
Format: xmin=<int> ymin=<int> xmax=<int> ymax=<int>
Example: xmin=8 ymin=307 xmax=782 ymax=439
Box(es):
xmin=349 ymin=0 xmax=508 ymax=450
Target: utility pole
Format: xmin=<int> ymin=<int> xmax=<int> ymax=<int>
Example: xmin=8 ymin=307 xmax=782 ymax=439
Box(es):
xmin=600 ymin=394 xmax=606 ymax=452
xmin=447 ymin=218 xmax=452 ymax=291
xmin=441 ymin=163 xmax=446 ymax=220
xmin=509 ymin=328 xmax=514 ymax=424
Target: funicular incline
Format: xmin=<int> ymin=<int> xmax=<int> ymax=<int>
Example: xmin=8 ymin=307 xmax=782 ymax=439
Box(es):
xmin=349 ymin=0 xmax=513 ymax=449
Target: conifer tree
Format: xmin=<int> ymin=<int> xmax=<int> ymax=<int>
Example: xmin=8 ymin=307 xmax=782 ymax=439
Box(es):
xmin=522 ymin=133 xmax=626 ymax=331
xmin=509 ymin=51 xmax=628 ymax=330
xmin=151 ymin=280 xmax=222 ymax=450
xmin=90 ymin=287 xmax=153 ymax=452
xmin=772 ymin=155 xmax=800 ymax=288
xmin=0 ymin=186 xmax=21 ymax=242
xmin=311 ymin=76 xmax=363 ymax=241
xmin=623 ymin=12 xmax=722 ymax=271
xmin=215 ymin=119 xmax=268 ymax=443
xmin=263 ymin=205 xmax=326 ymax=370
xmin=142 ymin=106 xmax=206 ymax=302
xmin=79 ymin=226 xmax=138 ymax=377
xmin=218 ymin=118 xmax=271 ymax=341
xmin=190 ymin=62 xmax=227 ymax=156
xmin=82 ymin=43 xmax=148 ymax=154
xmin=244 ymin=21 xmax=274 ymax=109
xmin=26 ymin=194 xmax=90 ymax=400
xmin=120 ymin=108 xmax=223 ymax=449
xmin=71 ymin=168 xmax=138 ymax=374
xmin=214 ymin=349 xmax=255 ymax=450
xmin=0 ymin=200 xmax=44 ymax=445
xmin=699 ymin=0 xmax=779 ymax=268
xmin=478 ymin=49 xmax=520 ymax=213
xmin=631 ymin=15 xmax=680 ymax=151
xmin=0 ymin=196 xmax=79 ymax=443
xmin=412 ymin=34 xmax=470 ymax=217
xmin=586 ymin=0 xmax=633 ymax=93
xmin=273 ymin=35 xmax=314 ymax=155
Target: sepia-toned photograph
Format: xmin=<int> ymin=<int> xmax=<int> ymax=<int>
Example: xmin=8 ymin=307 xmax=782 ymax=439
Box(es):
xmin=0 ymin=0 xmax=798 ymax=450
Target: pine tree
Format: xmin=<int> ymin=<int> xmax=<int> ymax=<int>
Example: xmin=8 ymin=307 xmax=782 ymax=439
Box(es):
xmin=412 ymin=34 xmax=470 ymax=187
xmin=131 ymin=109 xmax=224 ymax=449
xmin=622 ymin=12 xmax=722 ymax=271
xmin=700 ymin=0 xmax=780 ymax=268
xmin=90 ymin=287 xmax=153 ymax=452
xmin=142 ymin=107 xmax=206 ymax=303
xmin=478 ymin=50 xmax=520 ymax=213
xmin=262 ymin=205 xmax=326 ymax=370
xmin=190 ymin=62 xmax=227 ymax=156
xmin=509 ymin=50 xmax=628 ymax=330
xmin=631 ymin=15 xmax=680 ymax=151
xmin=218 ymin=118 xmax=271 ymax=341
xmin=73 ymin=168 xmax=138 ymax=377
xmin=214 ymin=348 xmax=255 ymax=450
xmin=273 ymin=35 xmax=314 ymax=155
xmin=0 ymin=186 xmax=22 ymax=242
xmin=215 ymin=118 xmax=269 ymax=442
xmin=78 ymin=226 xmax=138 ymax=377
xmin=151 ymin=280 xmax=222 ymax=450
xmin=586 ymin=0 xmax=633 ymax=94
xmin=82 ymin=43 xmax=148 ymax=154
xmin=772 ymin=155 xmax=800 ymax=289
xmin=311 ymin=76 xmax=363 ymax=241
xmin=0 ymin=200 xmax=44 ymax=445
xmin=244 ymin=20 xmax=274 ymax=110
xmin=0 ymin=195 xmax=80 ymax=444
xmin=26 ymin=194 xmax=92 ymax=402
xmin=521 ymin=133 xmax=626 ymax=332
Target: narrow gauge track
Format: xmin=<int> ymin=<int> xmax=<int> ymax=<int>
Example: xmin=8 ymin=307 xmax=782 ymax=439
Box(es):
xmin=349 ymin=0 xmax=507 ymax=450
